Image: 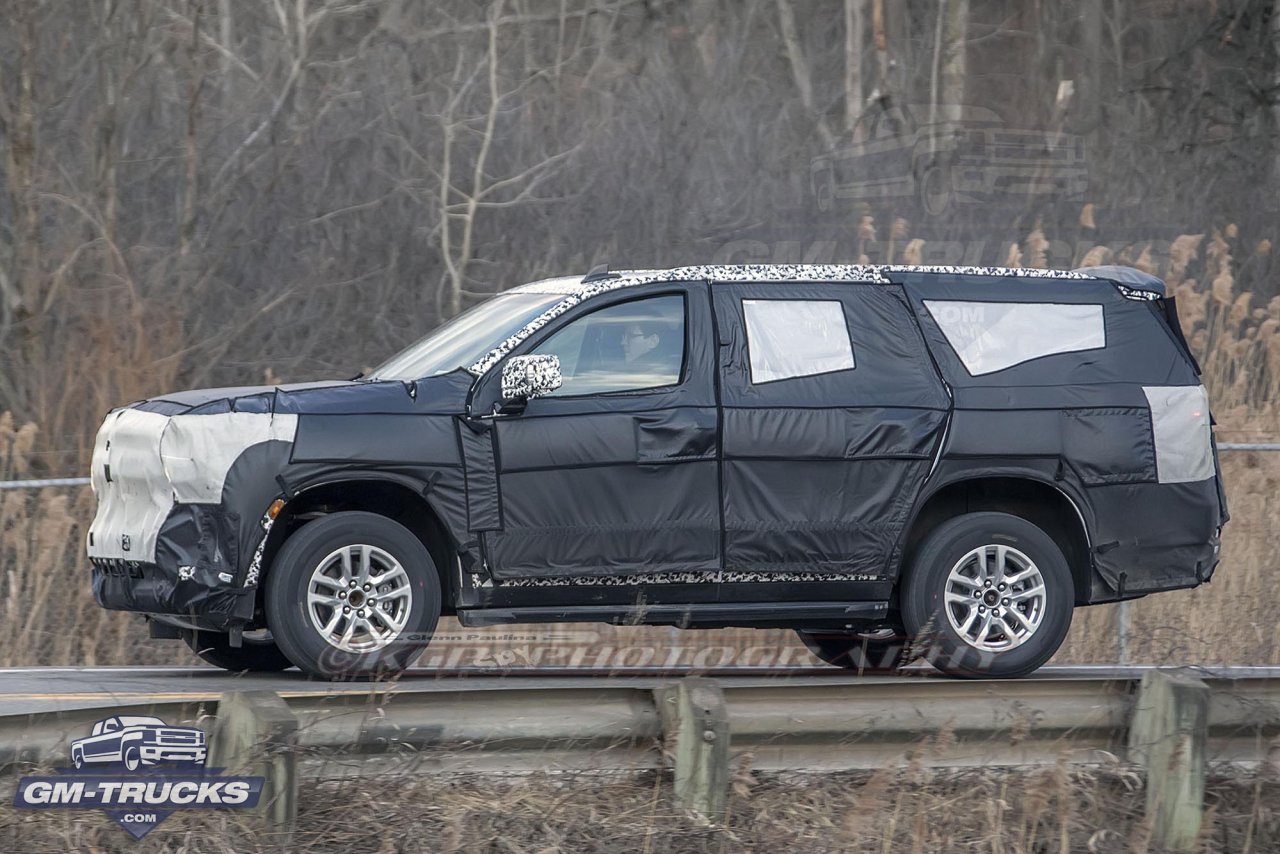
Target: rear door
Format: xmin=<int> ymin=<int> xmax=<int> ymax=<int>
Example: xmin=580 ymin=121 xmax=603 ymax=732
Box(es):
xmin=711 ymin=281 xmax=949 ymax=590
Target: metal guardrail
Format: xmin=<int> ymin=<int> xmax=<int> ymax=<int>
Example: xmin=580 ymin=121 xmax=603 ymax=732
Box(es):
xmin=0 ymin=668 xmax=1273 ymax=848
xmin=2 ymin=443 xmax=1276 ymax=490
xmin=0 ymin=669 xmax=1276 ymax=777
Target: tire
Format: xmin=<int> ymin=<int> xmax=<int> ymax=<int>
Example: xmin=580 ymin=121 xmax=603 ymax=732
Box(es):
xmin=916 ymin=161 xmax=953 ymax=218
xmin=901 ymin=512 xmax=1073 ymax=679
xmin=72 ymin=749 xmax=84 ymax=770
xmin=265 ymin=511 xmax=442 ymax=679
xmin=181 ymin=629 xmax=294 ymax=673
xmin=123 ymin=745 xmax=141 ymax=771
xmin=811 ymin=159 xmax=835 ymax=212
xmin=796 ymin=629 xmax=909 ymax=673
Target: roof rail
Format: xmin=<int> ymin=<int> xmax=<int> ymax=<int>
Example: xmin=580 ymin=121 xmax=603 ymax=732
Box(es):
xmin=582 ymin=264 xmax=621 ymax=284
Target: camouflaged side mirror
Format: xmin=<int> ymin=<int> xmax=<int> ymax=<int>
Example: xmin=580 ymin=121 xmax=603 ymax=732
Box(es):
xmin=501 ymin=354 xmax=563 ymax=403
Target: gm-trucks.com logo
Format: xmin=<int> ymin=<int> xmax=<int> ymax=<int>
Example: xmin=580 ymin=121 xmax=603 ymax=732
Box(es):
xmin=14 ymin=714 xmax=264 ymax=839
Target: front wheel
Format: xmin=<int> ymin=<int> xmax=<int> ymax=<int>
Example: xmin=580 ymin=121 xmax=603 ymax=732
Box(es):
xmin=265 ymin=511 xmax=442 ymax=679
xmin=901 ymin=512 xmax=1074 ymax=679
xmin=181 ymin=629 xmax=294 ymax=673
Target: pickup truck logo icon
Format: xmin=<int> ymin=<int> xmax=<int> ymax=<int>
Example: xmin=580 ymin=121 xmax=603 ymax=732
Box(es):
xmin=69 ymin=715 xmax=206 ymax=771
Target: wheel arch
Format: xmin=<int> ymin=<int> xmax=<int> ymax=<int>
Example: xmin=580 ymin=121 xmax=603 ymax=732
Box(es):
xmin=900 ymin=474 xmax=1094 ymax=605
xmin=260 ymin=475 xmax=461 ymax=612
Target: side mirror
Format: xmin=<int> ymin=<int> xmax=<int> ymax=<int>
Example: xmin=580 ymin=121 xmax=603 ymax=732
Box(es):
xmin=501 ymin=354 xmax=562 ymax=404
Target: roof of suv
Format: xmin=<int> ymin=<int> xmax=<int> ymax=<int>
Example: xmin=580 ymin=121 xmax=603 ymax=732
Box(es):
xmin=471 ymin=263 xmax=1160 ymax=374
xmin=510 ymin=263 xmax=1103 ymax=296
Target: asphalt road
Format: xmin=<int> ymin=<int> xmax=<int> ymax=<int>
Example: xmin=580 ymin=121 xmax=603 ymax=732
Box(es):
xmin=0 ymin=664 xmax=1277 ymax=716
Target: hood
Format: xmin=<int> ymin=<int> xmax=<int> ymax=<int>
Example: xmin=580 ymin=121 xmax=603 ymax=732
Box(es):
xmin=126 ymin=370 xmax=475 ymax=417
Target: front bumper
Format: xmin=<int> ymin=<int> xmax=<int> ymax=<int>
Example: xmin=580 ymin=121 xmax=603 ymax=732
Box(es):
xmin=91 ymin=503 xmax=258 ymax=631
xmin=140 ymin=744 xmax=207 ymax=764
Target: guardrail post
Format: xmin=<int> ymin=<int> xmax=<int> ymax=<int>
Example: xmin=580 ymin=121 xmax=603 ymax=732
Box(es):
xmin=654 ymin=677 xmax=729 ymax=822
xmin=1127 ymin=669 xmax=1209 ymax=853
xmin=209 ymin=690 xmax=298 ymax=846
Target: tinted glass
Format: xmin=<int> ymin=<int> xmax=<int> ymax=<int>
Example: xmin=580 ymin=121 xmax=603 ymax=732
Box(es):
xmin=371 ymin=292 xmax=565 ymax=380
xmin=531 ymin=295 xmax=685 ymax=395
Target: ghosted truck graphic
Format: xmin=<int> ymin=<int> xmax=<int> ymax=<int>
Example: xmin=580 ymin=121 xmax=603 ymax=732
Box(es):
xmin=811 ymin=105 xmax=1086 ymax=216
xmin=69 ymin=716 xmax=207 ymax=771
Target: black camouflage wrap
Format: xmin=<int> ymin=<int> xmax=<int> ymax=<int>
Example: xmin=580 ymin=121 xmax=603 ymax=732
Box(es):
xmin=90 ymin=264 xmax=1225 ymax=631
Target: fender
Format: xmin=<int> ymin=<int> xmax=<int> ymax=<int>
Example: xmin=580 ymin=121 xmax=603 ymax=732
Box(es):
xmin=892 ymin=461 xmax=1096 ymax=581
xmin=249 ymin=468 xmax=467 ymax=591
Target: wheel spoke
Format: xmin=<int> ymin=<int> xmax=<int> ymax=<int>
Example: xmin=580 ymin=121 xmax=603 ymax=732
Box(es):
xmin=946 ymin=591 xmax=975 ymax=606
xmin=1011 ymin=582 xmax=1044 ymax=602
xmin=1004 ymin=607 xmax=1034 ymax=634
xmin=356 ymin=546 xmax=372 ymax=585
xmin=368 ymin=565 xmax=409 ymax=588
xmin=957 ymin=606 xmax=980 ymax=636
xmin=339 ymin=616 xmax=358 ymax=647
xmin=367 ymin=606 xmax=406 ymax=635
xmin=313 ymin=574 xmax=345 ymax=590
xmin=339 ymin=548 xmax=354 ymax=582
xmin=1004 ymin=565 xmax=1038 ymax=586
xmin=975 ymin=611 xmax=994 ymax=644
xmin=308 ymin=592 xmax=342 ymax=609
xmin=322 ymin=609 xmax=343 ymax=636
xmin=992 ymin=545 xmax=1009 ymax=584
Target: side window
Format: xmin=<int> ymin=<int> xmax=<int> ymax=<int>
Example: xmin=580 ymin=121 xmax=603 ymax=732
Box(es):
xmin=530 ymin=294 xmax=685 ymax=395
xmin=742 ymin=299 xmax=855 ymax=383
xmin=924 ymin=300 xmax=1105 ymax=375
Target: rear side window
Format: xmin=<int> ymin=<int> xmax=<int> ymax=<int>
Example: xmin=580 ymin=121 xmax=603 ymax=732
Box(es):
xmin=924 ymin=300 xmax=1105 ymax=375
xmin=742 ymin=299 xmax=855 ymax=383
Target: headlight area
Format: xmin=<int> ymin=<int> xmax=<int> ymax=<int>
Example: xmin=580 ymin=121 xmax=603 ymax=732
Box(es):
xmin=91 ymin=411 xmax=299 ymax=630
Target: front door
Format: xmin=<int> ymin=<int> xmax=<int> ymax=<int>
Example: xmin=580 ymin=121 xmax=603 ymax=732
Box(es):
xmin=710 ymin=280 xmax=949 ymax=585
xmin=473 ymin=282 xmax=721 ymax=583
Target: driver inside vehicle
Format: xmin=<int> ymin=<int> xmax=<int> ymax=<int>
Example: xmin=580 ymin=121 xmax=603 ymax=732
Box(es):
xmin=531 ymin=295 xmax=685 ymax=395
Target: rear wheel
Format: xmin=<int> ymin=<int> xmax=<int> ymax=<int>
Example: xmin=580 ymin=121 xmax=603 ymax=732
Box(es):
xmin=265 ymin=511 xmax=442 ymax=679
xmin=901 ymin=512 xmax=1073 ymax=678
xmin=181 ymin=629 xmax=294 ymax=673
xmin=796 ymin=629 xmax=910 ymax=673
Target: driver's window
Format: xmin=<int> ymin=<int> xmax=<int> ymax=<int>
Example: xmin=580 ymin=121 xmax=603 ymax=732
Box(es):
xmin=104 ymin=721 xmax=120 ymax=732
xmin=530 ymin=294 xmax=685 ymax=396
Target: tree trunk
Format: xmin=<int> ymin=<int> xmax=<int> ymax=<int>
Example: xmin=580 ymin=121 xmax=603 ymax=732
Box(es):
xmin=9 ymin=2 xmax=39 ymax=317
xmin=776 ymin=0 xmax=834 ymax=149
xmin=939 ymin=0 xmax=967 ymax=126
xmin=844 ymin=0 xmax=864 ymax=137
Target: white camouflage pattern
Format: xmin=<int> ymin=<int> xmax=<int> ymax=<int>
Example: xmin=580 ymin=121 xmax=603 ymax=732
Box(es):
xmin=500 ymin=354 xmax=563 ymax=400
xmin=498 ymin=569 xmax=881 ymax=587
xmin=468 ymin=264 xmax=1104 ymax=375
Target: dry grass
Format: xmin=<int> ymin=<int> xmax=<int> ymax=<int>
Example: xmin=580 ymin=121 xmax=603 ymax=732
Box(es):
xmin=0 ymin=766 xmax=1278 ymax=853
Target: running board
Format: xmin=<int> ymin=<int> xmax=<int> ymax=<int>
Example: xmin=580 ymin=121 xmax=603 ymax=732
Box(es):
xmin=456 ymin=601 xmax=889 ymax=629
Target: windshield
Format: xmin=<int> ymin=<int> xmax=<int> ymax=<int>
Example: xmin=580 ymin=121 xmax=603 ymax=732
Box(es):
xmin=370 ymin=292 xmax=566 ymax=380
